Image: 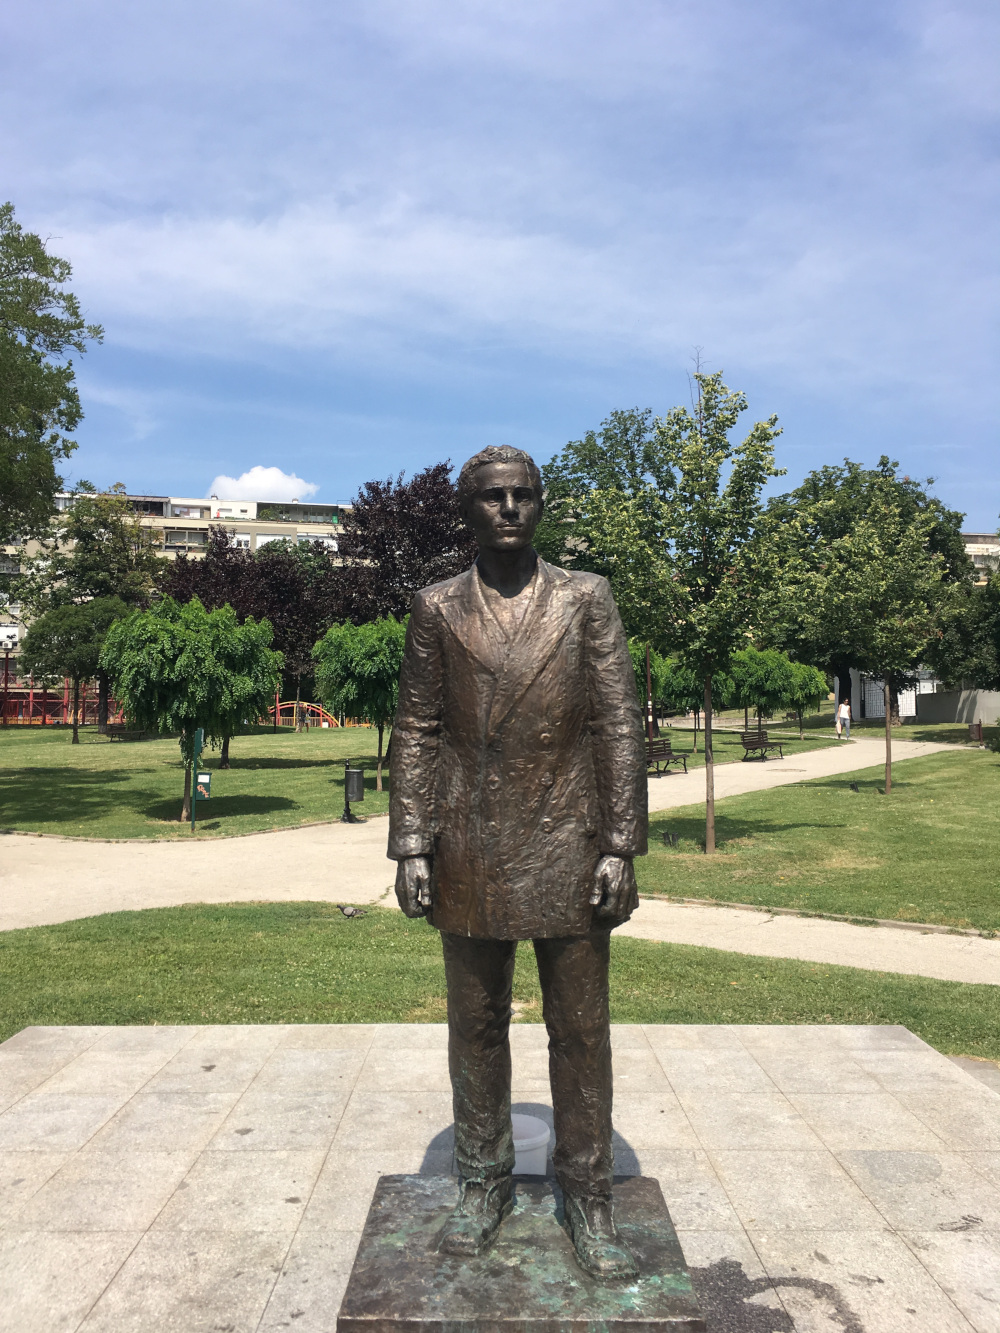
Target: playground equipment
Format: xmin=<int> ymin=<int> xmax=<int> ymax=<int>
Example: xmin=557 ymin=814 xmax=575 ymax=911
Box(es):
xmin=267 ymin=700 xmax=362 ymax=728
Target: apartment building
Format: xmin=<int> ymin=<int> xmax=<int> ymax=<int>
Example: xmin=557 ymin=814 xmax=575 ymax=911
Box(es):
xmin=51 ymin=491 xmax=350 ymax=558
xmin=0 ymin=492 xmax=350 ymax=696
xmin=963 ymin=532 xmax=1000 ymax=585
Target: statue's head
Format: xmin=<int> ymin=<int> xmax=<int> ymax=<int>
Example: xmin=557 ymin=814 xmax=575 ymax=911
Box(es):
xmin=457 ymin=446 xmax=544 ymax=553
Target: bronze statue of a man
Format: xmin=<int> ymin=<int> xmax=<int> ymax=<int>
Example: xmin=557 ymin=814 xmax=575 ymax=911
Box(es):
xmin=388 ymin=445 xmax=647 ymax=1280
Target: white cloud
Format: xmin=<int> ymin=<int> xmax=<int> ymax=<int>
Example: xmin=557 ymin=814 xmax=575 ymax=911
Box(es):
xmin=208 ymin=466 xmax=319 ymax=501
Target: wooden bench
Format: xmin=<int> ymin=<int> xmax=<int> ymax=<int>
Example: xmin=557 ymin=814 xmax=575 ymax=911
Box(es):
xmin=646 ymin=736 xmax=688 ymax=775
xmin=740 ymin=730 xmax=784 ymax=761
xmin=106 ymin=724 xmax=151 ymax=742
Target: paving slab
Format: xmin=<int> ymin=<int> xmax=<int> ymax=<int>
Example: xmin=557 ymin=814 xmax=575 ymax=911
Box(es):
xmin=1 ymin=1022 xmax=999 ymax=1331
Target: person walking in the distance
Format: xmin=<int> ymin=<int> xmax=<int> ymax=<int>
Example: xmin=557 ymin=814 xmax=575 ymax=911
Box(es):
xmin=836 ymin=696 xmax=852 ymax=739
xmin=388 ymin=445 xmax=647 ymax=1280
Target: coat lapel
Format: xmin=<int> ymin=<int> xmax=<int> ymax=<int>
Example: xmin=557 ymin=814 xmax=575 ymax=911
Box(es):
xmin=436 ymin=567 xmax=507 ymax=676
xmin=486 ymin=561 xmax=579 ymax=740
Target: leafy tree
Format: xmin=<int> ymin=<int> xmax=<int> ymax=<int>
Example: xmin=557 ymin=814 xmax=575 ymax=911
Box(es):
xmin=19 ymin=483 xmax=167 ymax=730
xmin=0 ymin=203 xmax=103 ymax=547
xmin=100 ymin=597 xmax=283 ymax=820
xmin=787 ymin=661 xmax=830 ymax=738
xmin=19 ymin=597 xmax=126 ymax=743
xmin=335 ymin=463 xmax=477 ymax=622
xmin=565 ymin=373 xmax=783 ymax=852
xmin=164 ymin=530 xmax=342 ymax=733
xmin=162 ymin=525 xmax=254 ymax=612
xmin=536 ymin=409 xmax=676 ymax=570
xmin=924 ymin=570 xmax=1000 ymax=690
xmin=766 ymin=456 xmax=970 ymax=693
xmin=313 ymin=617 xmax=407 ymax=790
xmin=784 ymin=485 xmax=947 ymax=792
xmin=727 ymin=648 xmax=796 ymax=732
xmin=254 ymin=540 xmax=342 ymax=728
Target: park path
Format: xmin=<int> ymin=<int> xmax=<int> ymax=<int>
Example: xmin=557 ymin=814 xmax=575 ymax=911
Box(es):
xmin=617 ymin=898 xmax=1000 ymax=985
xmin=3 ymin=734 xmax=985 ymax=987
xmin=647 ymin=732 xmax=947 ymax=811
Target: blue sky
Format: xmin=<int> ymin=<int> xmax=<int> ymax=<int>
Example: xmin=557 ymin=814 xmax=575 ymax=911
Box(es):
xmin=3 ymin=0 xmax=998 ymax=523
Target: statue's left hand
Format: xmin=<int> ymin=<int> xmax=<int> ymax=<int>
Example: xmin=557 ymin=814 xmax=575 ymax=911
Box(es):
xmin=590 ymin=855 xmax=638 ymax=920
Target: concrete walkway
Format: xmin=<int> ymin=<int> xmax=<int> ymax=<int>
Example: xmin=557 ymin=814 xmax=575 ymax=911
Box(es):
xmin=2 ymin=1022 xmax=998 ymax=1333
xmin=647 ymin=733 xmax=949 ymax=812
xmin=619 ymin=898 xmax=1000 ymax=986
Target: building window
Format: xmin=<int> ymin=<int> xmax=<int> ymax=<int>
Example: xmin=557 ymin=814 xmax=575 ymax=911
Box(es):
xmin=164 ymin=530 xmax=208 ymax=547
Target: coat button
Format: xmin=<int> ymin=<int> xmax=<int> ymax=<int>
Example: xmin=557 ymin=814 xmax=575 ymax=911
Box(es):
xmin=541 ymin=774 xmax=554 ymax=788
xmin=540 ymin=732 xmax=552 ymax=744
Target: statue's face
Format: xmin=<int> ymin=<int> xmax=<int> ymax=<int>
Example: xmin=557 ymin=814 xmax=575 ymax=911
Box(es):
xmin=464 ymin=461 xmax=543 ymax=553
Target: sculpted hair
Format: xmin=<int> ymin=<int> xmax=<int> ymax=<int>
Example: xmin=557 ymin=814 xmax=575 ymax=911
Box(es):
xmin=457 ymin=446 xmax=542 ymax=509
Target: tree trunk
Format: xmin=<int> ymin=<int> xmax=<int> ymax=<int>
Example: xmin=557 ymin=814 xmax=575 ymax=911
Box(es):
xmin=97 ymin=669 xmax=109 ymax=734
xmin=704 ymin=676 xmax=715 ymax=854
xmin=757 ymin=707 xmax=763 ymax=737
xmin=295 ymin=679 xmax=303 ymax=733
xmin=181 ymin=762 xmax=192 ymax=822
xmin=220 ymin=736 xmax=230 ymax=769
xmin=692 ymin=707 xmax=699 ymax=753
xmin=744 ymin=705 xmax=748 ymax=731
xmin=884 ymin=678 xmax=892 ymax=794
xmin=71 ymin=676 xmax=80 ymax=744
xmin=798 ymin=708 xmax=804 ymax=740
xmin=376 ymin=722 xmax=384 ymax=792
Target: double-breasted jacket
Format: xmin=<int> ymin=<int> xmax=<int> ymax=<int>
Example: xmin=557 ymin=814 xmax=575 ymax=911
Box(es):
xmin=388 ymin=558 xmax=647 ymax=939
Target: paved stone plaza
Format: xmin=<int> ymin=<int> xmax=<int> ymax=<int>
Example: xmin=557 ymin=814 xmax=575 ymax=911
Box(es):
xmin=1 ymin=1022 xmax=998 ymax=1332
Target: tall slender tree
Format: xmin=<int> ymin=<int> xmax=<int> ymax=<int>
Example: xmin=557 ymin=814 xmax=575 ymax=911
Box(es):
xmin=565 ymin=374 xmax=783 ymax=852
xmin=313 ymin=617 xmax=407 ymax=790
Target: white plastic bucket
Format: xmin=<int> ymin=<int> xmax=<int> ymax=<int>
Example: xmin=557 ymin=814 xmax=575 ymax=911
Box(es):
xmin=512 ymin=1113 xmax=551 ymax=1175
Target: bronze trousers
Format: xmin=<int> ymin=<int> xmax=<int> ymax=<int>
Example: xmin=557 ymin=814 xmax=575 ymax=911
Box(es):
xmin=441 ymin=930 xmax=614 ymax=1201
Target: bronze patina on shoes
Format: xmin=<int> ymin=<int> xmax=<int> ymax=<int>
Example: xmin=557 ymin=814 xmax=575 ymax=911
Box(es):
xmin=564 ymin=1192 xmax=639 ymax=1281
xmin=438 ymin=1176 xmax=516 ymax=1256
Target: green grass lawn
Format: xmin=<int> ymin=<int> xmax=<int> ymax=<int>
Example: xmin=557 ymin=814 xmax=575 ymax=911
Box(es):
xmin=0 ymin=724 xmax=390 ymax=839
xmin=0 ymin=720 xmax=837 ymax=839
xmin=1 ymin=903 xmax=997 ymax=1062
xmin=640 ymin=748 xmax=1000 ymax=932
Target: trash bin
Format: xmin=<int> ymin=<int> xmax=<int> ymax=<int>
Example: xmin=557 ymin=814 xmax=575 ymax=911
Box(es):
xmin=970 ymin=721 xmax=983 ymax=742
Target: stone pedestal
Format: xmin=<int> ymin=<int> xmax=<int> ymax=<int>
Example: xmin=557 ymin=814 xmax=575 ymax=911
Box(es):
xmin=337 ymin=1175 xmax=705 ymax=1333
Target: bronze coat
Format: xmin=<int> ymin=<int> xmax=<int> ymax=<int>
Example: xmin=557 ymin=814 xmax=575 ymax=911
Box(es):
xmin=388 ymin=558 xmax=647 ymax=939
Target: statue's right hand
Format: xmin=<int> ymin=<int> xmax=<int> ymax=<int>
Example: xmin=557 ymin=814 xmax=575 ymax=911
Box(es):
xmin=395 ymin=856 xmax=433 ymax=918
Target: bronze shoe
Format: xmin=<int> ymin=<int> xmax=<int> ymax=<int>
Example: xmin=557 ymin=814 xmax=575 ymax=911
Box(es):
xmin=438 ymin=1176 xmax=515 ymax=1257
xmin=564 ymin=1192 xmax=639 ymax=1281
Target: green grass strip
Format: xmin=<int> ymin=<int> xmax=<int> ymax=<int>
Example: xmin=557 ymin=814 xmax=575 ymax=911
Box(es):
xmin=641 ymin=748 xmax=1000 ymax=932
xmin=1 ymin=904 xmax=997 ymax=1062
